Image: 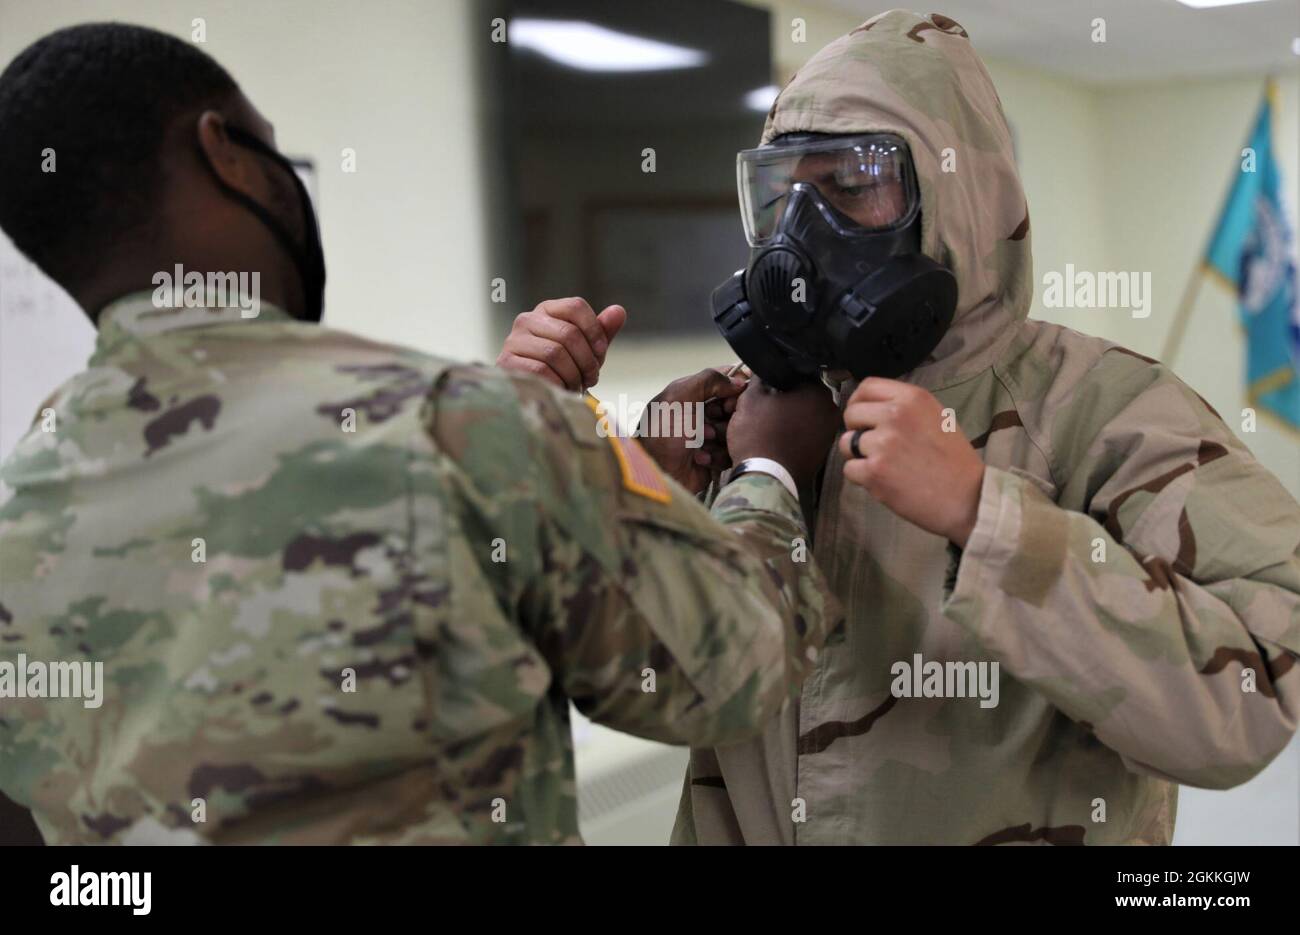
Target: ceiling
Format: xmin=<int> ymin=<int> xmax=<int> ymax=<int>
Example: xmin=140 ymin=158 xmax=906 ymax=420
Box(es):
xmin=504 ymin=0 xmax=772 ymax=128
xmin=824 ymin=0 xmax=1300 ymax=84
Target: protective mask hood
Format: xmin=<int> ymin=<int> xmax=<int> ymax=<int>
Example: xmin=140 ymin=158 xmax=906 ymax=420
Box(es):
xmin=753 ymin=10 xmax=1033 ymax=390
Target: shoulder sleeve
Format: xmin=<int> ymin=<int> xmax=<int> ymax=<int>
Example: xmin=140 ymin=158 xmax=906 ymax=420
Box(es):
xmin=423 ymin=365 xmax=839 ymax=747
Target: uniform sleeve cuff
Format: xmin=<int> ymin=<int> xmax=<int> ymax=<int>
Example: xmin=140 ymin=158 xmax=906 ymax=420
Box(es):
xmin=710 ymin=472 xmax=803 ymax=528
xmin=731 ymin=457 xmax=799 ymax=501
xmin=942 ymin=466 xmax=1021 ymax=625
xmin=943 ymin=466 xmax=1071 ymax=633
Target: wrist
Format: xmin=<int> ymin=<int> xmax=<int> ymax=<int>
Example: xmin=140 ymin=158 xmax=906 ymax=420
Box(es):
xmin=947 ymin=464 xmax=985 ymax=548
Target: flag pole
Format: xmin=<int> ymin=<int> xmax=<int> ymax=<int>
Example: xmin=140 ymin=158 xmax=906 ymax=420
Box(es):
xmin=1160 ymin=262 xmax=1207 ymax=365
xmin=1161 ymin=77 xmax=1275 ymax=367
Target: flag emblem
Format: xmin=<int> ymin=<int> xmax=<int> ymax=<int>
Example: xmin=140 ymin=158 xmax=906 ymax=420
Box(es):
xmin=1203 ymin=80 xmax=1300 ymax=430
xmin=584 ymin=394 xmax=672 ymax=504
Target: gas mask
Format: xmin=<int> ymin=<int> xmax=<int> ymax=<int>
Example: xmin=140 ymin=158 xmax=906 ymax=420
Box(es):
xmin=712 ymin=132 xmax=956 ymax=389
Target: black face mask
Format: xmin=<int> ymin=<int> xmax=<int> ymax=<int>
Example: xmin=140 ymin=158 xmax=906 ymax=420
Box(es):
xmin=712 ymin=139 xmax=957 ymax=390
xmin=211 ymin=125 xmax=326 ymax=323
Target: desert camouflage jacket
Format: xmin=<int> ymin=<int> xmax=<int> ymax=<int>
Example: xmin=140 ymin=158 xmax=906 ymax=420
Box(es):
xmin=0 ymin=294 xmax=836 ymax=844
xmin=673 ymin=10 xmax=1300 ymax=845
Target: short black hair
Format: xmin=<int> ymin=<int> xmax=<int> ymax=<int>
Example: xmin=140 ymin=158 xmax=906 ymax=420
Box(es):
xmin=0 ymin=23 xmax=239 ymax=291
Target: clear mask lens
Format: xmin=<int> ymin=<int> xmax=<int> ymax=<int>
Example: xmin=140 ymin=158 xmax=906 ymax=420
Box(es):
xmin=737 ymin=134 xmax=918 ymax=246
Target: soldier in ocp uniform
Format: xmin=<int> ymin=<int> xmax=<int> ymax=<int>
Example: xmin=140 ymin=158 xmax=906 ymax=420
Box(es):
xmin=0 ymin=23 xmax=843 ymax=844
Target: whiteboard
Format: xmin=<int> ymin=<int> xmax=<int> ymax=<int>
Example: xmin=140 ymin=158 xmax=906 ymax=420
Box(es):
xmin=0 ymin=229 xmax=95 ymax=460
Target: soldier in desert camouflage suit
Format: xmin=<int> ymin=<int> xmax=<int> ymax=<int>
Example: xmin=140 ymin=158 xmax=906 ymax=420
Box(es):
xmin=0 ymin=24 xmax=839 ymax=844
xmin=507 ymin=9 xmax=1300 ymax=844
xmin=671 ymin=10 xmax=1300 ymax=845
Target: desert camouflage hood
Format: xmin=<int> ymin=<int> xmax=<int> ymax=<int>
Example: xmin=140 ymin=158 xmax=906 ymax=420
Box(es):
xmin=762 ymin=9 xmax=1032 ymax=389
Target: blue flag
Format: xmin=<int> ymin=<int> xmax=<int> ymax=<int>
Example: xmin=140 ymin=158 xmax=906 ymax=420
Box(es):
xmin=1204 ymin=80 xmax=1300 ymax=431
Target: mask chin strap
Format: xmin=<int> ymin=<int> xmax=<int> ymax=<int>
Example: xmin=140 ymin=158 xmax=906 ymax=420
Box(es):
xmin=207 ymin=125 xmax=326 ymax=322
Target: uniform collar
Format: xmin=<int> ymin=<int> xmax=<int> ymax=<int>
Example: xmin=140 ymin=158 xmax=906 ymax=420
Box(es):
xmin=95 ymin=290 xmax=293 ymax=348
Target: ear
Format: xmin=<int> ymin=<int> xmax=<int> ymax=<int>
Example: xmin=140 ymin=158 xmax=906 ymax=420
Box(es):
xmin=195 ymin=110 xmax=259 ymax=196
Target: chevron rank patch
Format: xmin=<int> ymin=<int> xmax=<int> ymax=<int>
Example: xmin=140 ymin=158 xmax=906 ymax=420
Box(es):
xmin=585 ymin=394 xmax=672 ymax=505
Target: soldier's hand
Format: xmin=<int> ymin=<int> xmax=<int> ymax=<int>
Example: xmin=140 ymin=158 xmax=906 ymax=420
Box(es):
xmin=838 ymin=377 xmax=984 ymax=547
xmin=497 ymin=297 xmax=627 ymax=390
xmin=637 ymin=368 xmax=746 ymax=495
xmin=728 ymin=379 xmax=842 ymax=492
